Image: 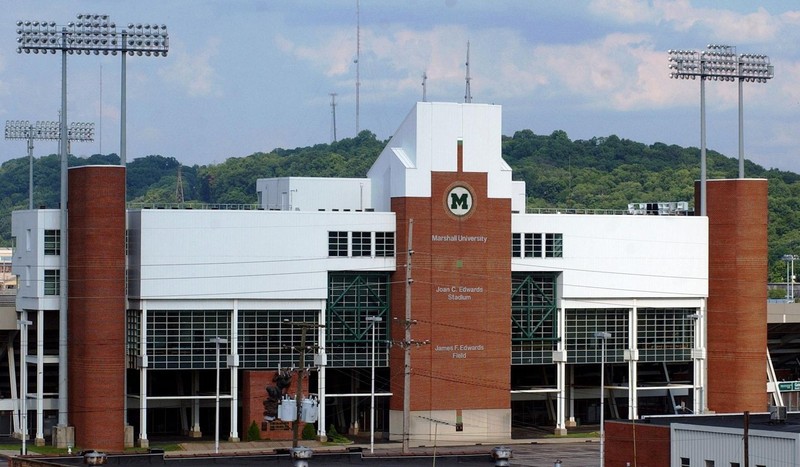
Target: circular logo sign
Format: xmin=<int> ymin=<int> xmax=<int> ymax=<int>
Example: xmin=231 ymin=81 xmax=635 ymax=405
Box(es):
xmin=446 ymin=185 xmax=474 ymax=217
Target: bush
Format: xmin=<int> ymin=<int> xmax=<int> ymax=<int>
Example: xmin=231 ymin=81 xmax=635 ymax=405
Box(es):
xmin=326 ymin=424 xmax=351 ymax=444
xmin=302 ymin=423 xmax=316 ymax=440
xmin=247 ymin=421 xmax=261 ymax=441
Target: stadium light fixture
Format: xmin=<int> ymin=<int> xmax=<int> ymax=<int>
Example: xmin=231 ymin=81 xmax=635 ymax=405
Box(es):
xmin=5 ymin=120 xmax=93 ymax=209
xmin=16 ymin=13 xmax=167 ymax=431
xmin=668 ymin=45 xmax=774 ymax=215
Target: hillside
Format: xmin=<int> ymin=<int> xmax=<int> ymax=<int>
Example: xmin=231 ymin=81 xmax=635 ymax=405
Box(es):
xmin=1 ymin=129 xmax=798 ymax=282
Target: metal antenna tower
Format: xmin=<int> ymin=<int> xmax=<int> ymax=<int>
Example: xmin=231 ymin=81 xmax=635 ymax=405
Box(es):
xmin=465 ymin=41 xmax=472 ymax=103
xmin=176 ymin=166 xmax=184 ymax=203
xmin=422 ymin=72 xmax=427 ymax=102
xmin=355 ymin=0 xmax=361 ymax=135
xmin=330 ymin=92 xmax=338 ymax=142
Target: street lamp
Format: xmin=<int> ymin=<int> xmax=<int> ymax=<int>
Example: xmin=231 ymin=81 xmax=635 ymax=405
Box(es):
xmin=668 ymin=45 xmax=773 ymax=215
xmin=783 ymin=255 xmax=798 ymax=302
xmin=16 ymin=14 xmax=168 ymax=428
xmin=365 ymin=316 xmax=382 ymax=453
xmin=594 ymin=331 xmax=611 ymax=467
xmin=209 ymin=337 xmax=227 ymax=454
xmin=18 ymin=317 xmax=32 ymax=455
xmin=5 ymin=120 xmax=94 ymax=210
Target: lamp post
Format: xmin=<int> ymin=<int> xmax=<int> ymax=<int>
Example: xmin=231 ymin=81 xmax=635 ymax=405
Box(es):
xmin=668 ymin=45 xmax=773 ymax=215
xmin=209 ymin=337 xmax=227 ymax=454
xmin=16 ymin=14 xmax=168 ymax=429
xmin=18 ymin=317 xmax=32 ymax=455
xmin=365 ymin=316 xmax=382 ymax=453
xmin=594 ymin=331 xmax=611 ymax=467
xmin=783 ymin=255 xmax=798 ymax=302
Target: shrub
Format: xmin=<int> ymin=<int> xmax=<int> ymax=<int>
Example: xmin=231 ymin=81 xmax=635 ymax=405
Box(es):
xmin=247 ymin=421 xmax=261 ymax=441
xmin=302 ymin=423 xmax=316 ymax=440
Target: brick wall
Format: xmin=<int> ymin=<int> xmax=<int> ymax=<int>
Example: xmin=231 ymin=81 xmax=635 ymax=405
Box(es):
xmin=68 ymin=166 xmax=127 ymax=451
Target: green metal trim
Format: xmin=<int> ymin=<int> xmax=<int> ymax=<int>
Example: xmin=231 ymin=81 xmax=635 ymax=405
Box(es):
xmin=511 ymin=273 xmax=559 ymax=342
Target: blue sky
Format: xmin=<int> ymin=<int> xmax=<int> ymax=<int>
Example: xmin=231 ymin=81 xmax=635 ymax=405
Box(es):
xmin=1 ymin=1 xmax=800 ymax=173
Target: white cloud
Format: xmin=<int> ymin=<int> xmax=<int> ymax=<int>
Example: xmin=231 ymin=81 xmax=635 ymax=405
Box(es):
xmin=160 ymin=37 xmax=222 ymax=97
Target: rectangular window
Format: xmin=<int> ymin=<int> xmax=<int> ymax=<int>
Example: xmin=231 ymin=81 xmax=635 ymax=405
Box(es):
xmin=524 ymin=233 xmax=534 ymax=258
xmin=375 ymin=232 xmax=395 ymax=257
xmin=26 ymin=229 xmax=31 ymax=252
xmin=328 ymin=231 xmax=348 ymax=257
xmin=44 ymin=269 xmax=60 ymax=296
xmin=511 ymin=233 xmax=521 ymax=258
xmin=44 ymin=229 xmax=60 ymax=255
xmin=705 ymin=461 xmax=715 ymax=467
xmin=352 ymin=232 xmax=372 ymax=257
xmin=680 ymin=458 xmax=690 ymax=467
xmin=546 ymin=233 xmax=563 ymax=258
xmin=532 ymin=233 xmax=542 ymax=257
xmin=730 ymin=464 xmax=740 ymax=467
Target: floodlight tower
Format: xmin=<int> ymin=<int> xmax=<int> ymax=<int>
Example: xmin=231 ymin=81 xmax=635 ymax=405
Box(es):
xmin=668 ymin=45 xmax=773 ymax=215
xmin=5 ymin=120 xmax=94 ymax=209
xmin=16 ymin=13 xmax=167 ymax=433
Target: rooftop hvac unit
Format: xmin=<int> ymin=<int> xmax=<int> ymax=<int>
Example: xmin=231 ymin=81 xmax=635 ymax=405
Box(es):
xmin=770 ymin=405 xmax=787 ymax=423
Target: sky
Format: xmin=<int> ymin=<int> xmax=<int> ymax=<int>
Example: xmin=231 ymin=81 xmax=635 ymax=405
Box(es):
xmin=1 ymin=1 xmax=800 ymax=173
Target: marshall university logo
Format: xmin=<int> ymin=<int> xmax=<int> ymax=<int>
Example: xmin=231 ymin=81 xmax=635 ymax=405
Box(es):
xmin=446 ymin=185 xmax=474 ymax=217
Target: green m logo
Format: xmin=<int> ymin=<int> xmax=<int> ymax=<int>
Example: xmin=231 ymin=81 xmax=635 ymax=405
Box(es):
xmin=447 ymin=186 xmax=473 ymax=217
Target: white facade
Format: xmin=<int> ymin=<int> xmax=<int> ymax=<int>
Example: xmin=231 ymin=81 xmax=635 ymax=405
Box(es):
xmin=513 ymin=213 xmax=708 ymax=300
xmin=9 ymin=102 xmax=711 ymax=447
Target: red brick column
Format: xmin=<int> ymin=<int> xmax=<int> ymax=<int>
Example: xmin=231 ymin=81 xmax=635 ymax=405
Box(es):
xmin=68 ymin=166 xmax=127 ymax=451
xmin=702 ymin=179 xmax=768 ymax=413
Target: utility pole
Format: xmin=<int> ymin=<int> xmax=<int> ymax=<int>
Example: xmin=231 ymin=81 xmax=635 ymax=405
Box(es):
xmin=421 ymin=72 xmax=427 ymax=102
xmin=286 ymin=321 xmax=324 ymax=448
xmin=396 ymin=219 xmax=429 ymax=453
xmin=403 ymin=219 xmax=413 ymax=453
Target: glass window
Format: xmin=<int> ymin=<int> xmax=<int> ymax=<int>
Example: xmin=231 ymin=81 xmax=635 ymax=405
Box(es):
xmin=511 ymin=233 xmax=521 ymax=258
xmin=680 ymin=458 xmax=690 ymax=467
xmin=44 ymin=229 xmax=60 ymax=255
xmin=328 ymin=231 xmax=348 ymax=257
xmin=524 ymin=233 xmax=535 ymax=258
xmin=532 ymin=233 xmax=542 ymax=257
xmin=375 ymin=232 xmax=395 ymax=258
xmin=352 ymin=232 xmax=372 ymax=257
xmin=44 ymin=269 xmax=60 ymax=295
xmin=545 ymin=233 xmax=563 ymax=258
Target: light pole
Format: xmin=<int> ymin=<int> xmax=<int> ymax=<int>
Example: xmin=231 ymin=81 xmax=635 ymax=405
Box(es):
xmin=209 ymin=337 xmax=227 ymax=454
xmin=594 ymin=331 xmax=611 ymax=467
xmin=783 ymin=255 xmax=798 ymax=302
xmin=668 ymin=45 xmax=773 ymax=215
xmin=365 ymin=316 xmax=382 ymax=453
xmin=18 ymin=317 xmax=32 ymax=455
xmin=16 ymin=14 xmax=168 ymax=429
xmin=5 ymin=120 xmax=94 ymax=210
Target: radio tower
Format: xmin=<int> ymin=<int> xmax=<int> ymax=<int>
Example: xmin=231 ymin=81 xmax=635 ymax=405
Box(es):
xmin=330 ymin=93 xmax=338 ymax=142
xmin=464 ymin=41 xmax=472 ymax=103
xmin=355 ymin=0 xmax=361 ymax=135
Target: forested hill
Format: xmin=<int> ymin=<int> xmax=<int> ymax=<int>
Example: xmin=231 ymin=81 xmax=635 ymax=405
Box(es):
xmin=1 ymin=129 xmax=799 ymax=281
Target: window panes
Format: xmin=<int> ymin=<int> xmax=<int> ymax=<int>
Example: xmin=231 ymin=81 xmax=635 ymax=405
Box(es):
xmin=44 ymin=229 xmax=60 ymax=255
xmin=44 ymin=269 xmax=60 ymax=295
xmin=328 ymin=231 xmax=348 ymax=257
